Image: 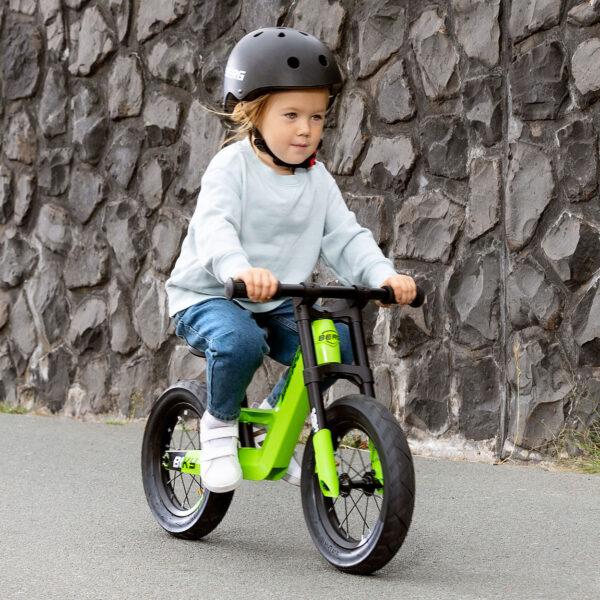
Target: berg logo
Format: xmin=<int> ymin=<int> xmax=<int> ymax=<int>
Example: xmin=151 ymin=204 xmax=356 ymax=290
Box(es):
xmin=225 ymin=66 xmax=246 ymax=81
xmin=318 ymin=330 xmax=339 ymax=348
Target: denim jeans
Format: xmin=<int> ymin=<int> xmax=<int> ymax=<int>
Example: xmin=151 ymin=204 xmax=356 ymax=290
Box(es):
xmin=173 ymin=297 xmax=354 ymax=421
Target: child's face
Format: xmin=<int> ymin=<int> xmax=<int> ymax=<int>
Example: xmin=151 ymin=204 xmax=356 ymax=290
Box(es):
xmin=255 ymin=88 xmax=329 ymax=170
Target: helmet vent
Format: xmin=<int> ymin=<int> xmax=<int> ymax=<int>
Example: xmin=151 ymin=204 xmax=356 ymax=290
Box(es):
xmin=253 ymin=31 xmax=263 ymax=37
xmin=287 ymin=56 xmax=300 ymax=69
xmin=318 ymin=54 xmax=328 ymax=67
xmin=278 ymin=32 xmax=286 ymax=37
xmin=300 ymin=32 xmax=308 ymax=36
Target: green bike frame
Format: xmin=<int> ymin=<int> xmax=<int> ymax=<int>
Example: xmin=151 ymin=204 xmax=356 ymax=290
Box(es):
xmin=172 ymin=318 xmax=341 ymax=497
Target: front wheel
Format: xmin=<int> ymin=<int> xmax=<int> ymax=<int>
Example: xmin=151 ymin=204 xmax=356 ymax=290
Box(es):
xmin=301 ymin=394 xmax=415 ymax=575
xmin=141 ymin=379 xmax=234 ymax=539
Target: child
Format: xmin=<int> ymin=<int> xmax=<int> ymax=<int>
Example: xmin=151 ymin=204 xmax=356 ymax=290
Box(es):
xmin=165 ymin=27 xmax=417 ymax=494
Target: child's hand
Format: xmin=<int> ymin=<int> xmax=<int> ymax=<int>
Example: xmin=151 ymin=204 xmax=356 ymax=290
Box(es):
xmin=376 ymin=274 xmax=417 ymax=307
xmin=234 ymin=267 xmax=279 ymax=302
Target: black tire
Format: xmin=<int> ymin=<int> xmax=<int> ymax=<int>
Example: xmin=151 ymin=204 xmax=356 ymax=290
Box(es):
xmin=301 ymin=394 xmax=415 ymax=575
xmin=141 ymin=379 xmax=233 ymax=539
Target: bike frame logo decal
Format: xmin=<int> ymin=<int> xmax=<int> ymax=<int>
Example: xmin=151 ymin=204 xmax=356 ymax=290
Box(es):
xmin=317 ymin=330 xmax=339 ymax=348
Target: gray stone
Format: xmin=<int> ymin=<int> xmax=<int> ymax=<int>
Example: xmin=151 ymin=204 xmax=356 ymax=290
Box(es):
xmin=30 ymin=345 xmax=74 ymax=413
xmin=541 ymin=213 xmax=600 ymax=288
xmin=463 ymin=76 xmax=503 ymax=147
xmin=448 ymin=244 xmax=501 ymax=348
xmin=143 ymin=92 xmax=182 ymax=147
xmin=345 ymin=193 xmax=391 ymax=247
xmin=68 ymin=297 xmax=107 ymax=353
xmin=507 ymin=256 xmax=563 ymax=330
xmin=360 ymin=135 xmax=416 ymax=192
xmin=239 ymin=1 xmax=288 ymax=34
xmin=105 ymin=126 xmax=144 ymax=189
xmin=39 ymin=65 xmax=67 ymax=137
xmin=35 ymin=203 xmax=71 ymax=254
xmin=457 ymin=355 xmax=501 ymax=440
xmin=509 ymin=0 xmax=563 ymax=43
xmin=151 ymin=210 xmax=184 ymax=274
xmin=133 ymin=271 xmax=170 ymax=350
xmin=64 ymin=231 xmax=109 ymax=289
xmin=567 ymin=1 xmax=600 ymax=26
xmin=376 ymin=60 xmax=415 ymax=123
xmin=467 ymin=158 xmax=500 ymax=241
xmin=510 ymin=41 xmax=568 ymax=120
xmin=64 ymin=0 xmax=91 ymax=8
xmin=1 ymin=21 xmax=42 ymax=100
xmin=329 ymin=90 xmax=366 ymax=176
xmin=573 ymin=280 xmax=600 ymax=366
xmin=405 ymin=341 xmax=451 ymax=433
xmin=290 ymin=0 xmax=346 ymax=51
xmin=110 ymin=350 xmax=156 ymax=417
xmin=14 ymin=171 xmax=35 ymax=226
xmin=72 ymin=82 xmax=109 ymax=164
xmin=175 ymin=99 xmax=224 ymax=199
xmin=103 ymin=198 xmax=147 ymax=282
xmin=0 ymin=296 xmax=8 ymax=331
xmin=79 ymin=355 xmax=110 ymax=413
xmin=410 ymin=8 xmax=460 ymax=100
xmin=505 ymin=142 xmax=554 ymax=251
xmin=108 ymin=54 xmax=144 ymax=119
xmin=388 ymin=306 xmax=431 ymax=358
xmin=39 ymin=0 xmax=65 ymax=55
xmin=189 ymin=0 xmax=241 ymax=44
xmin=507 ymin=326 xmax=572 ymax=449
xmin=9 ymin=290 xmax=36 ymax=364
xmin=168 ymin=344 xmax=204 ymax=384
xmin=137 ymin=0 xmax=188 ymax=43
xmin=572 ymin=38 xmax=600 ymax=99
xmin=452 ymin=0 xmax=500 ymax=67
xmin=4 ymin=106 xmax=37 ymax=165
xmin=9 ymin=0 xmax=36 ymax=15
xmin=0 ymin=234 xmax=37 ymax=288
xmin=147 ymin=36 xmax=199 ymax=91
xmin=138 ymin=156 xmax=173 ymax=212
xmin=393 ymin=189 xmax=464 ymax=264
xmin=108 ymin=278 xmax=140 ymax=354
xmin=200 ymin=38 xmax=233 ymax=98
xmin=68 ymin=6 xmax=116 ymax=76
xmin=0 ymin=165 xmax=12 ymax=224
xmin=38 ymin=147 xmax=73 ymax=196
xmin=0 ymin=343 xmax=17 ymax=405
xmin=68 ymin=164 xmax=106 ymax=224
xmin=419 ymin=116 xmax=468 ymax=179
xmin=357 ymin=1 xmax=406 ymax=79
xmin=109 ymin=0 xmax=131 ymax=43
xmin=555 ymin=118 xmax=598 ymax=202
xmin=25 ymin=252 xmax=68 ymax=344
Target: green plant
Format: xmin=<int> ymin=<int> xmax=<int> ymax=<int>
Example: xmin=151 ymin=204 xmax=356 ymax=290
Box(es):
xmin=553 ymin=413 xmax=600 ymax=474
xmin=0 ymin=403 xmax=29 ymax=414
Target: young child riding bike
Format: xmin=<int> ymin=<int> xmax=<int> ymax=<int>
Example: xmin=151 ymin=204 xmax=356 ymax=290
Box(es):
xmin=165 ymin=26 xmax=417 ymax=495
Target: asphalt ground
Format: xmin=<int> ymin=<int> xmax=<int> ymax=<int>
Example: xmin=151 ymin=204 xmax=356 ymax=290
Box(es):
xmin=1 ymin=412 xmax=599 ymax=600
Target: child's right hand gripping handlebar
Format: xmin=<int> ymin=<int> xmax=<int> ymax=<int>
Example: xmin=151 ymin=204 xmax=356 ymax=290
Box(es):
xmin=224 ymin=278 xmax=425 ymax=308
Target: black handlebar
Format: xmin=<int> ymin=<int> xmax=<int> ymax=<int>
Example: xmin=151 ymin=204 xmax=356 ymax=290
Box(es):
xmin=224 ymin=278 xmax=425 ymax=308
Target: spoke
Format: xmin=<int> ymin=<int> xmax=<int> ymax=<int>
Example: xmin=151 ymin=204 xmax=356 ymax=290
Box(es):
xmin=338 ymin=491 xmax=365 ymax=534
xmin=181 ymin=423 xmax=196 ymax=450
xmin=168 ymin=471 xmax=182 ymax=489
xmin=356 ymin=445 xmax=368 ymax=472
xmin=337 ymin=450 xmax=362 ymax=478
xmin=182 ymin=475 xmax=192 ymax=509
xmin=362 ymin=496 xmax=370 ymax=538
xmin=373 ymin=492 xmax=383 ymax=511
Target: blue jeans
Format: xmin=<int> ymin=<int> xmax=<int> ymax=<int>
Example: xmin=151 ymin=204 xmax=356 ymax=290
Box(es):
xmin=173 ymin=297 xmax=354 ymax=421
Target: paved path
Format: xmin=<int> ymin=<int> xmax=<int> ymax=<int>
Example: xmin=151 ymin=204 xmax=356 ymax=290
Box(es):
xmin=0 ymin=413 xmax=599 ymax=600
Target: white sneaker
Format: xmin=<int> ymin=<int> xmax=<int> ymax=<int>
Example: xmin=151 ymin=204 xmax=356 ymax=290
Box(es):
xmin=253 ymin=397 xmax=302 ymax=487
xmin=200 ymin=412 xmax=242 ymax=493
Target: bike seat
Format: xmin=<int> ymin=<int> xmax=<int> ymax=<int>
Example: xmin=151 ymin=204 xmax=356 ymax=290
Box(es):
xmin=187 ymin=344 xmax=206 ymax=358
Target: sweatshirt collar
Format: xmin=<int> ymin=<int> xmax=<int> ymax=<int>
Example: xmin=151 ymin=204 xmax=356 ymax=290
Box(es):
xmin=241 ymin=137 xmax=306 ymax=187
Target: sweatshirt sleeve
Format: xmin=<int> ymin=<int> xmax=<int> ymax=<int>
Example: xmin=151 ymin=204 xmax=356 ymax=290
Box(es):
xmin=190 ymin=164 xmax=253 ymax=284
xmin=319 ymin=180 xmax=398 ymax=288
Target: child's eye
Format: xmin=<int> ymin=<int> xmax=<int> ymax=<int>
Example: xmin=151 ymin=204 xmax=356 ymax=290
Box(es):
xmin=285 ymin=113 xmax=296 ymax=119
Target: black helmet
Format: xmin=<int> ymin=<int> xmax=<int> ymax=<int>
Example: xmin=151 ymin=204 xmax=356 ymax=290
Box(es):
xmin=223 ymin=27 xmax=344 ymax=113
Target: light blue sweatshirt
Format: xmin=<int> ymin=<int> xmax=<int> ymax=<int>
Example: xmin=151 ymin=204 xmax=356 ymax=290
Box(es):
xmin=165 ymin=136 xmax=398 ymax=317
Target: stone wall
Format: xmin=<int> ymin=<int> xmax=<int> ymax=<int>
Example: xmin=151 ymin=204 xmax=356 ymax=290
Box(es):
xmin=1 ymin=0 xmax=599 ymax=460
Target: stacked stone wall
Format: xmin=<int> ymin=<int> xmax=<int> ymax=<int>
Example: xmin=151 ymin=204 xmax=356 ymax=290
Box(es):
xmin=1 ymin=0 xmax=599 ymax=459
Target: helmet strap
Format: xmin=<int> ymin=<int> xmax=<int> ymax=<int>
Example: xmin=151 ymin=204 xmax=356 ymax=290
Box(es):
xmin=251 ymin=128 xmax=322 ymax=174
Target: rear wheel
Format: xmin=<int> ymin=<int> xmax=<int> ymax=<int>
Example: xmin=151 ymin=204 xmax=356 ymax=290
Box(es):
xmin=141 ymin=380 xmax=233 ymax=539
xmin=301 ymin=394 xmax=415 ymax=574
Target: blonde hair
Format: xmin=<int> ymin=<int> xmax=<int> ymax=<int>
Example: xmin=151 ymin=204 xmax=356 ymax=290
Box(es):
xmin=203 ymin=94 xmax=272 ymax=149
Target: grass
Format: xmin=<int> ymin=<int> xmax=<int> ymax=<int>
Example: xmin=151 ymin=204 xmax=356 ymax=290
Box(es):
xmin=554 ymin=418 xmax=600 ymax=475
xmin=0 ymin=403 xmax=30 ymax=414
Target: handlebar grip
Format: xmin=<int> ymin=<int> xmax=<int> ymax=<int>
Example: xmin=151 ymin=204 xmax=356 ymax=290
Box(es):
xmin=224 ymin=278 xmax=247 ymax=300
xmin=381 ymin=285 xmax=425 ymax=307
